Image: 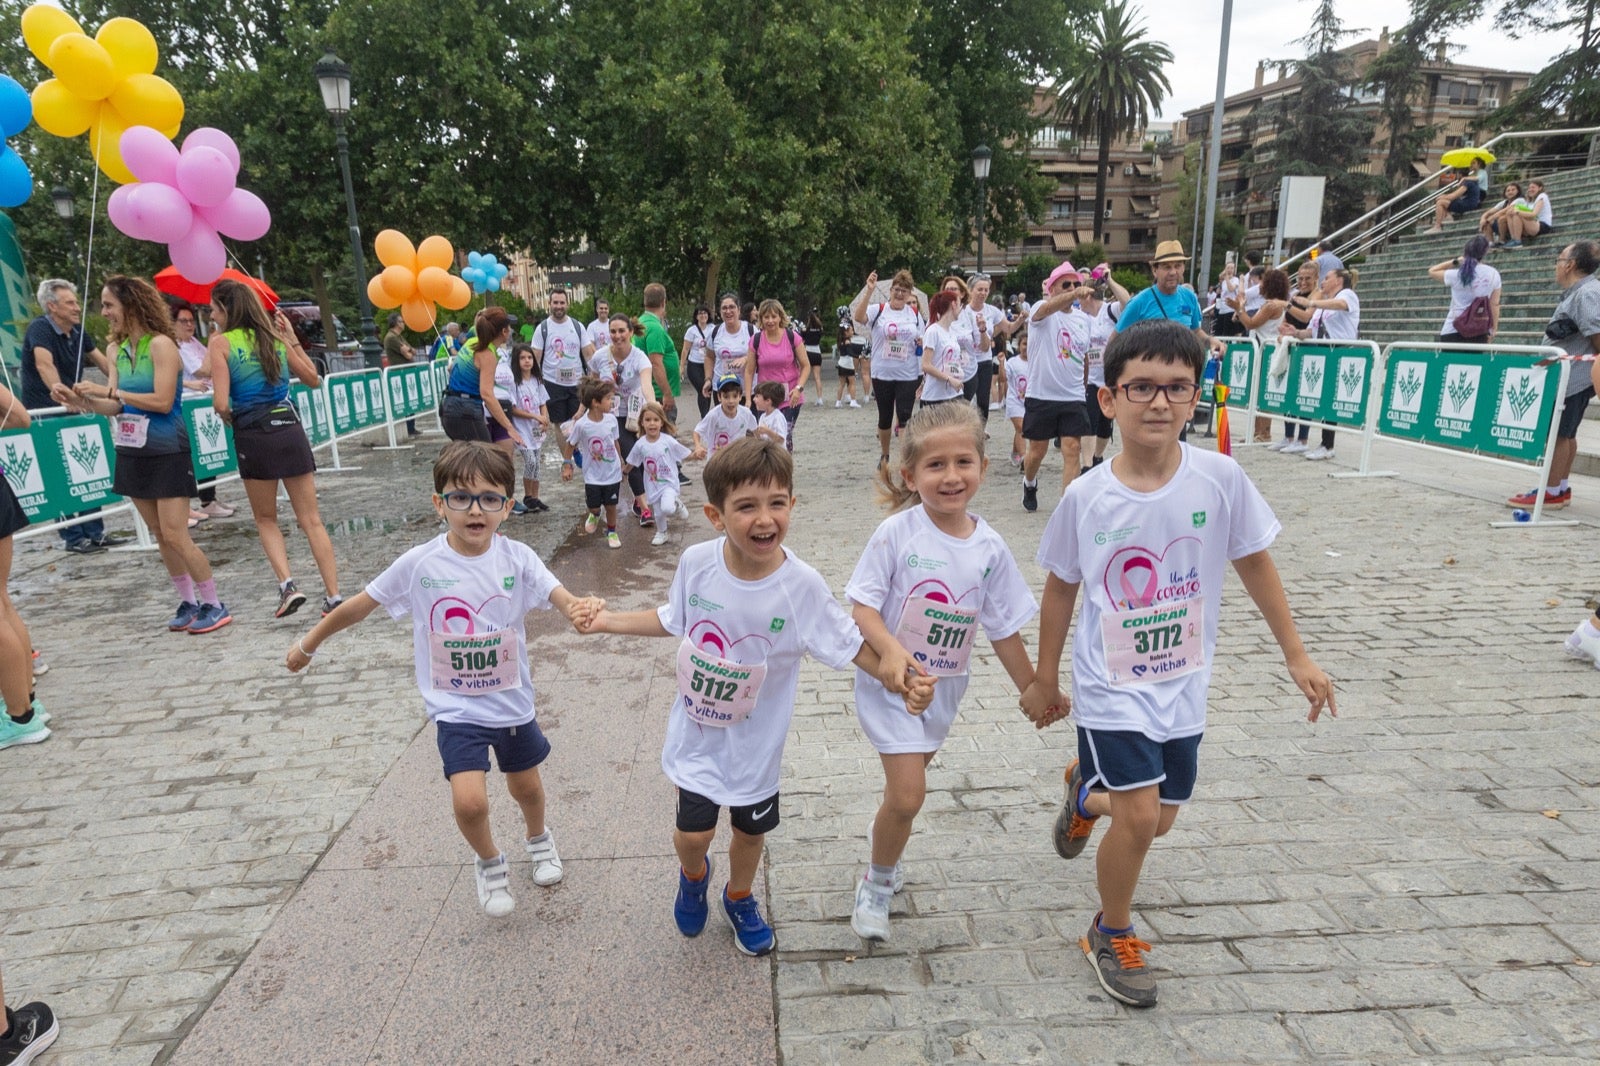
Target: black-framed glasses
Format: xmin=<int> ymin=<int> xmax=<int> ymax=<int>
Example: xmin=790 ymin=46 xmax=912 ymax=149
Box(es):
xmin=1118 ymin=381 xmax=1199 ymax=404
xmin=440 ymin=491 xmax=509 ymax=512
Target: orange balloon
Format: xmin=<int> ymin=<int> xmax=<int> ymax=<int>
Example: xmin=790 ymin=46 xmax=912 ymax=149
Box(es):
xmin=416 ymin=235 xmax=454 ymax=272
xmin=380 ymin=264 xmax=417 ymax=303
xmin=417 ymin=265 xmax=454 ymax=303
xmin=368 ymin=274 xmax=399 ymax=310
xmin=373 ymin=229 xmax=416 ymax=270
xmin=442 ymin=277 xmax=472 ymax=311
xmin=401 ymin=298 xmax=436 ymax=332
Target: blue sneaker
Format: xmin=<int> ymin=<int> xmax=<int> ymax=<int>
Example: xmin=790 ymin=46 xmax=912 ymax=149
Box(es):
xmin=720 ymin=887 xmax=775 ymax=956
xmin=0 ymin=710 xmax=51 ymax=751
xmin=166 ymin=601 xmax=202 ymax=631
xmin=674 ymin=855 xmax=712 ymax=937
xmin=187 ymin=602 xmax=233 ymax=634
xmin=572 ymin=450 xmax=584 ymax=470
xmin=511 ymin=499 xmax=529 ymax=515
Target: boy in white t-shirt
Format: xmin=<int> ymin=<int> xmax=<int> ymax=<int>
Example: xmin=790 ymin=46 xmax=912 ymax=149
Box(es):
xmin=1021 ymin=320 xmax=1335 ymax=1009
xmin=286 ymin=443 xmax=599 ymax=919
xmin=563 ymin=377 xmax=625 ymax=549
xmin=574 ymin=438 xmax=934 ymax=957
xmin=692 ymin=375 xmax=757 ymax=460
xmin=751 ymin=381 xmax=790 ymax=449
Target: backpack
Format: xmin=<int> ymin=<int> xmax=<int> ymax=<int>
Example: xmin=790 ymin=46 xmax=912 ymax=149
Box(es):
xmin=537 ymin=317 xmax=590 ymax=374
xmin=1452 ymin=295 xmax=1493 ymax=340
xmin=869 ymin=302 xmax=925 ymax=332
xmin=751 ymin=327 xmax=805 ymax=373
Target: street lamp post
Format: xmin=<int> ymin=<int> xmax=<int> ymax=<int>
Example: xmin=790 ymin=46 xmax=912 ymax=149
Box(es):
xmin=50 ymin=185 xmax=84 ymax=284
xmin=971 ymin=145 xmax=992 ymax=275
xmin=313 ymin=51 xmax=384 ymax=367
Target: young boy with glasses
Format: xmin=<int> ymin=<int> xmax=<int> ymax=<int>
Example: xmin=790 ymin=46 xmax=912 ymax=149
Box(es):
xmin=1020 ymin=320 xmax=1335 ymax=1008
xmin=285 ymin=442 xmax=601 ymax=918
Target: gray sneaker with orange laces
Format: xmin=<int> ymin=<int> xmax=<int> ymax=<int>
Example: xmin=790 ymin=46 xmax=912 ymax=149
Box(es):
xmin=1081 ymin=912 xmax=1157 ymax=1008
xmin=1053 ymin=759 xmax=1099 ymax=860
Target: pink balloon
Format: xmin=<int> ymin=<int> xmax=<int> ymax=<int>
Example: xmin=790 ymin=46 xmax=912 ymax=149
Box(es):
xmin=175 ymin=146 xmax=235 ymax=208
xmin=119 ymin=126 xmax=179 ymax=186
xmin=110 ymin=181 xmax=192 ymax=243
xmin=169 ymin=217 xmax=225 ymax=284
xmin=198 ymin=187 xmax=270 ymax=241
xmin=180 ymin=128 xmax=239 ymax=172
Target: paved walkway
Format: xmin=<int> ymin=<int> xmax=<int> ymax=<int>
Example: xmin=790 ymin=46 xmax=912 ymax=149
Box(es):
xmin=2 ymin=385 xmax=1597 ymax=1064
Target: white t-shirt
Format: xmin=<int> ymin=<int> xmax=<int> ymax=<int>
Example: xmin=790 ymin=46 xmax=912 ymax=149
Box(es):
xmin=657 ymin=539 xmax=862 ymax=804
xmin=848 ymin=505 xmax=1036 ymax=753
xmin=918 ymin=321 xmax=970 ymax=403
xmin=537 ymin=317 xmax=589 ymax=388
xmin=694 ymin=405 xmax=757 ymax=457
xmin=1311 ymin=289 xmax=1361 ymax=341
xmin=684 ymin=323 xmax=712 ymax=366
xmin=1004 ymin=356 xmax=1029 ymax=419
xmin=566 ymin=412 xmax=622 ymax=485
xmin=1440 ymin=264 xmax=1502 ymax=334
xmin=958 ymin=303 xmax=1004 ymax=365
xmin=1244 ymin=282 xmax=1265 ymax=315
xmin=625 ymin=434 xmax=692 ymax=504
xmin=1526 ymin=192 xmax=1553 ymax=226
xmin=179 ymin=337 xmax=208 ymax=379
xmin=1216 ymin=276 xmax=1242 ymax=318
xmin=1036 ymin=446 xmax=1280 ymax=742
xmin=611 ymin=346 xmax=652 ymax=408
xmin=586 ymin=317 xmax=610 ymax=351
xmin=365 ymin=533 xmax=560 ymax=727
xmin=1084 ymin=302 xmax=1120 ymax=389
xmin=866 ymin=303 xmax=925 ymax=381
xmin=510 ymin=377 xmax=549 ymax=448
xmin=706 ymin=323 xmax=754 ymax=383
xmin=757 ymin=408 xmax=790 ymax=447
xmin=1025 ymin=308 xmax=1090 ymax=402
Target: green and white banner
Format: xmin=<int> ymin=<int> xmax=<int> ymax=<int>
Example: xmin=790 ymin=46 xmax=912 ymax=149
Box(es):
xmin=1376 ymin=347 xmax=1563 ymax=465
xmin=1221 ymin=339 xmax=1256 ymax=408
xmin=1254 ymin=340 xmax=1375 ymax=428
xmin=1 ymin=415 xmax=121 ymax=523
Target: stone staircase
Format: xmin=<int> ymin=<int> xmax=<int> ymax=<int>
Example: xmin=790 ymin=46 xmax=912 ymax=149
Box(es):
xmin=1350 ymin=163 xmax=1599 ymax=472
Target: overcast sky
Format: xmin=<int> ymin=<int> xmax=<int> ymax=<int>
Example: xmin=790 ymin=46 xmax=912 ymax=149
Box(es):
xmin=1140 ymin=0 xmax=1559 ymax=122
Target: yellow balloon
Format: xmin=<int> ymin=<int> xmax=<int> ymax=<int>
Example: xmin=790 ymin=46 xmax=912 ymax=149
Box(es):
xmin=416 ymin=235 xmax=454 ymax=272
xmin=31 ymin=80 xmax=96 ymax=138
xmin=21 ymin=4 xmax=83 ymax=65
xmin=89 ymin=109 xmax=134 ymax=184
xmin=381 ymin=264 xmax=417 ymax=303
xmin=96 ymin=18 xmax=158 ymax=79
xmin=110 ymin=74 xmax=184 ymax=134
xmin=401 ymin=298 xmax=437 ymax=333
xmin=442 ymin=277 xmax=472 ymax=311
xmin=49 ymin=34 xmax=117 ymax=101
xmin=373 ymin=229 xmax=416 ymax=270
xmin=368 ymin=274 xmax=400 ymax=310
xmin=417 ymin=266 xmax=455 ymax=303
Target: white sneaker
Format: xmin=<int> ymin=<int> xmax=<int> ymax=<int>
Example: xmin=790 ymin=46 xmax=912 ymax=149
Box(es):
xmin=1564 ymin=623 xmax=1600 ymax=670
xmin=850 ymin=875 xmax=893 ymax=942
xmin=676 ymin=499 xmax=689 ymax=520
xmin=835 ymin=400 xmax=844 ymax=408
xmin=524 ymin=832 xmax=564 ymax=885
xmin=651 ymin=530 xmax=669 ymax=546
xmin=1281 ymin=441 xmax=1309 ymax=455
xmin=199 ymin=499 xmax=235 ymax=518
xmin=1303 ymin=446 xmax=1334 ymax=461
xmin=848 ymin=399 xmax=861 ymax=408
xmin=475 ymin=854 xmax=515 ymax=916
xmin=1265 ymin=439 xmax=1292 ymax=452
xmin=815 ymin=398 xmax=825 ymax=407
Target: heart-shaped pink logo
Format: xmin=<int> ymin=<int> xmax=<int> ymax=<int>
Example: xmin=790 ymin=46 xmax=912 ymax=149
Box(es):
xmin=429 ymin=592 xmax=511 ymax=635
xmin=1102 ymin=538 xmax=1202 ymax=610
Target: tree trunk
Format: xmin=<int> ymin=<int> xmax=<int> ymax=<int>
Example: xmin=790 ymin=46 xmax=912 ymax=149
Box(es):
xmin=1093 ymin=112 xmax=1113 ymax=243
xmin=796 ymin=251 xmax=814 ymax=322
xmin=312 ymin=269 xmax=337 ymax=350
xmin=703 ymin=255 xmax=723 ymax=308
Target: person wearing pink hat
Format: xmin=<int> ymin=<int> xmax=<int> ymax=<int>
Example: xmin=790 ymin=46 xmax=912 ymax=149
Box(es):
xmin=1019 ymin=261 xmax=1095 ymax=511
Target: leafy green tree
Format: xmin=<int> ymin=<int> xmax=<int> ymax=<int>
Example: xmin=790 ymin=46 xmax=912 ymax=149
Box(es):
xmin=1363 ymin=1 xmax=1482 ymax=194
xmin=1048 ymin=0 xmax=1172 ymax=242
xmin=1486 ymin=0 xmax=1600 ymax=131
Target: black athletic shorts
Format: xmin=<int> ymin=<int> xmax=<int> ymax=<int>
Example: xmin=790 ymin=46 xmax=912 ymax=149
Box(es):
xmin=676 ymin=787 xmax=781 ymax=835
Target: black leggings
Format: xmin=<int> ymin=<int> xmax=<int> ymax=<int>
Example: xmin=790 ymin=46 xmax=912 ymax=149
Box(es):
xmin=686 ymin=361 xmax=711 ymax=418
xmin=618 ymin=424 xmax=645 ymax=498
xmin=963 ymin=361 xmax=996 ymax=422
xmin=874 ymin=378 xmax=919 ymax=433
xmin=1283 ymin=421 xmax=1335 ymax=448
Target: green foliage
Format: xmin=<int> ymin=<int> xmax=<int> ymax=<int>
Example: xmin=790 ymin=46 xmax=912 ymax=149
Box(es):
xmin=1049 ymin=1 xmax=1172 ymax=241
xmin=999 ymin=254 xmax=1058 ymax=303
xmin=1073 ymin=241 xmax=1106 ymax=269
xmin=1363 ymin=1 xmax=1484 ymax=194
xmin=1110 ymin=266 xmax=1148 ymax=295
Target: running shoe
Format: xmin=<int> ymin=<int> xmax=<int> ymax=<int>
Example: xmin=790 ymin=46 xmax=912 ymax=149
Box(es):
xmin=0 ymin=712 xmax=50 ymax=751
xmin=835 ymin=400 xmax=844 ymax=408
xmin=1053 ymin=759 xmax=1099 ymax=860
xmin=199 ymin=500 xmax=236 ymax=518
xmin=511 ymin=499 xmax=529 ymax=515
xmin=321 ymin=596 xmax=344 ymax=616
xmin=1265 ymin=438 xmax=1294 ymax=452
xmin=187 ymin=602 xmax=233 ymax=634
xmin=1023 ymin=483 xmax=1038 ymax=512
xmin=720 ymin=888 xmax=775 ymax=956
xmin=1563 ymin=622 xmax=1600 ymax=670
xmin=166 ymin=601 xmax=202 ymax=631
xmin=1506 ymin=488 xmax=1569 ymax=510
xmin=1303 ymin=446 xmax=1335 ymax=461
xmin=651 ymin=531 xmax=669 ymax=546
xmin=475 ymin=853 xmax=515 ymax=917
xmin=674 ymin=856 xmax=712 ymax=937
xmin=849 ymin=399 xmax=861 ymax=408
xmin=30 ymin=650 xmax=46 ymax=678
xmin=1281 ymin=440 xmax=1309 ymax=455
xmin=274 ymin=581 xmax=307 ymax=619
xmin=584 ymin=513 xmax=600 ymax=534
xmin=1081 ymin=913 xmax=1157 ymax=1007
xmin=606 ymin=531 xmax=621 ymax=549
xmin=850 ymin=875 xmax=893 ymax=942
xmin=524 ymin=831 xmax=564 ymax=886
xmin=0 ymin=998 xmax=58 ymax=1063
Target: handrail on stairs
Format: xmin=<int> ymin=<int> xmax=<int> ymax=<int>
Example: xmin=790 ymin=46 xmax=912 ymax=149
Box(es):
xmin=1278 ymin=125 xmax=1600 ymax=273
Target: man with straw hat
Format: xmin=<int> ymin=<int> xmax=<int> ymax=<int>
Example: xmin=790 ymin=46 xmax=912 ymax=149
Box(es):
xmin=1114 ymin=241 xmax=1224 ymax=355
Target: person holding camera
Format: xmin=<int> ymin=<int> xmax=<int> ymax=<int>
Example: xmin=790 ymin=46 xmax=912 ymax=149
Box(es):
xmin=1076 ymin=265 xmax=1130 ymax=470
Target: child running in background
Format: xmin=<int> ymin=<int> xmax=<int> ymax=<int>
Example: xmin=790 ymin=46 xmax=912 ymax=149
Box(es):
xmin=574 ymin=438 xmax=935 ymax=957
xmin=286 ymin=442 xmax=599 ymax=918
xmin=846 ymin=402 xmax=1039 ymax=943
xmin=1005 ymin=331 xmax=1030 ymax=469
xmin=1020 ymin=319 xmax=1335 ymax=1008
xmin=751 ymin=382 xmax=790 ymax=449
xmin=508 ymin=343 xmax=551 ymax=513
xmin=563 ymin=376 xmax=624 ymax=549
xmin=692 ymin=375 xmax=757 ymax=461
xmin=624 ymin=401 xmax=692 ymax=547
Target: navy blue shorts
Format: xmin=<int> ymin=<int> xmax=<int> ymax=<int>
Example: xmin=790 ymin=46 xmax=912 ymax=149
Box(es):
xmin=435 ymin=718 xmax=550 ymax=779
xmin=1077 ymin=727 xmax=1201 ymax=804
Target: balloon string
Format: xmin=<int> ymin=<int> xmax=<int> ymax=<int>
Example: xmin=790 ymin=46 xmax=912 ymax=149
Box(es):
xmin=76 ymin=121 xmax=105 ymax=384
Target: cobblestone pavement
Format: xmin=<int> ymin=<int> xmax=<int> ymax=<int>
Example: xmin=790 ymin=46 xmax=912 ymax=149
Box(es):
xmin=1 ymin=385 xmax=1597 ymax=1064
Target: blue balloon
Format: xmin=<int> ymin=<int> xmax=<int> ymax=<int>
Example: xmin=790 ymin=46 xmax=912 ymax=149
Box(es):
xmin=0 ymin=149 xmax=30 ymax=209
xmin=486 ymin=275 xmax=501 ymax=292
xmin=467 ymin=250 xmax=484 ymax=269
xmin=0 ymin=75 xmax=29 ymax=139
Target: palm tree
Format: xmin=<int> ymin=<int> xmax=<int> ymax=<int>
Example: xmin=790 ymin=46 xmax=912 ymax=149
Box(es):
xmin=1051 ymin=1 xmax=1173 ymax=242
